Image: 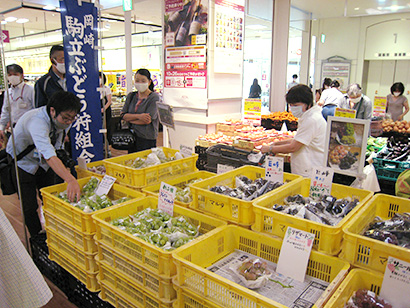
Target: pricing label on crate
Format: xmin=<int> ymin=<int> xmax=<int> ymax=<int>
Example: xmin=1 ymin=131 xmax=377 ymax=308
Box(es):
xmin=276 ymin=227 xmax=315 ymax=282
xmin=380 ymin=256 xmax=410 ymax=307
xmin=95 ymin=175 xmax=116 ymax=196
xmin=265 ymin=156 xmax=284 ymax=183
xmin=217 ymin=164 xmax=235 ymax=174
xmin=77 ymin=157 xmax=87 ymax=170
xmin=158 ymin=182 xmax=176 ymax=216
xmin=180 ymin=144 xmax=193 ymax=158
xmin=309 ymin=166 xmax=334 ymax=198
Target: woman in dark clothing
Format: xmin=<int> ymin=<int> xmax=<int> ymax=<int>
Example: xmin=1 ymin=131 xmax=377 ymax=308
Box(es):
xmin=249 ymin=78 xmax=262 ymax=98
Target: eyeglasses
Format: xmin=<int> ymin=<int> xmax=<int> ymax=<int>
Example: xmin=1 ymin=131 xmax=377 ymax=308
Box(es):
xmin=59 ymin=113 xmax=78 ymax=123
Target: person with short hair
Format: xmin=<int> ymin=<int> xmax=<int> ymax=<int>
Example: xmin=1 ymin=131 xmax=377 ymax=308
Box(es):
xmin=0 ymin=64 xmax=35 ymax=142
xmin=318 ymin=80 xmax=344 ymax=120
xmin=7 ymin=91 xmax=82 ymax=236
xmin=34 ymin=45 xmax=66 ymax=108
xmin=386 ymin=82 xmax=409 ymax=121
xmin=288 ymin=74 xmax=299 ymax=90
xmin=261 ymin=84 xmax=327 ymax=177
xmin=338 ymin=83 xmax=372 ymax=120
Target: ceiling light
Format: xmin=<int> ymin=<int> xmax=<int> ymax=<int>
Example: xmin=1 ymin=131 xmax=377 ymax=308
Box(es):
xmin=1 ymin=21 xmax=6 ymax=25
xmin=5 ymin=17 xmax=17 ymax=22
xmin=43 ymin=5 xmax=56 ymax=10
xmin=16 ymin=18 xmax=29 ymax=23
xmin=246 ymin=25 xmax=268 ymax=30
xmin=390 ymin=5 xmax=400 ymax=11
xmin=354 ymin=7 xmax=360 ymax=10
xmin=56 ymin=8 xmax=61 ymax=12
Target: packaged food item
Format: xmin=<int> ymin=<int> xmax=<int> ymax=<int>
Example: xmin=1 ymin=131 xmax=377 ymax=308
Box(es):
xmin=231 ymin=259 xmax=271 ymax=289
xmin=344 ymin=289 xmax=392 ymax=308
xmin=124 ymin=148 xmax=185 ymax=169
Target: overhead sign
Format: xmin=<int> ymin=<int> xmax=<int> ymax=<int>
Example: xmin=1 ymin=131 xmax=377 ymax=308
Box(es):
xmin=1 ymin=30 xmax=9 ymax=43
xmin=123 ymin=0 xmax=132 ymax=11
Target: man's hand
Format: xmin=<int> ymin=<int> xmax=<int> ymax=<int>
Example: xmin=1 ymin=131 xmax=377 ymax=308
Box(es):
xmin=139 ymin=113 xmax=151 ymax=124
xmin=66 ymin=178 xmax=81 ymax=203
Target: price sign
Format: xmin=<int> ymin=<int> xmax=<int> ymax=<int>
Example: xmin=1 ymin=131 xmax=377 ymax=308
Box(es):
xmin=158 ymin=182 xmax=176 ymax=216
xmin=276 ymin=227 xmax=315 ymax=282
xmin=309 ymin=166 xmax=334 ymax=199
xmin=373 ymin=96 xmax=387 ymax=117
xmin=77 ymin=157 xmax=87 ymax=170
xmin=265 ymin=156 xmax=284 ymax=184
xmin=95 ymin=175 xmax=116 ymax=196
xmin=242 ymin=98 xmax=262 ymax=126
xmin=217 ymin=164 xmax=234 ymax=174
xmin=180 ymin=144 xmax=193 ymax=158
xmin=335 ymin=108 xmax=356 ymax=118
xmin=380 ymin=256 xmax=410 ymax=307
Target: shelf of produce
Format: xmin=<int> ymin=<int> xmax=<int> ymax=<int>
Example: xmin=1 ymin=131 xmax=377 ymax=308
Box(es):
xmin=173 ymin=225 xmax=350 ymax=308
xmin=341 ymin=194 xmax=410 ymax=273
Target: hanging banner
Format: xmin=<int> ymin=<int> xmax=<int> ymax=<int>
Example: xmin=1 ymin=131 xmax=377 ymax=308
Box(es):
xmin=60 ymin=0 xmax=104 ymax=162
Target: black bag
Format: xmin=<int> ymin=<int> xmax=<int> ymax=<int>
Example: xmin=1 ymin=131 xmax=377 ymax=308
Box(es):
xmin=110 ymin=120 xmax=135 ymax=150
xmin=0 ymin=144 xmax=35 ymax=195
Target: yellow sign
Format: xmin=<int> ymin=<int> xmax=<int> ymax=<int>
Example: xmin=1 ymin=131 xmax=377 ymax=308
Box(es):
xmin=335 ymin=108 xmax=356 ymax=118
xmin=243 ymin=99 xmax=262 ymax=125
xmin=374 ymin=96 xmax=387 ymax=107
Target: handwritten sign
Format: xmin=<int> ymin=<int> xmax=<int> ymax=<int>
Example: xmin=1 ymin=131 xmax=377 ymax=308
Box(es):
xmin=276 ymin=227 xmax=315 ymax=282
xmin=335 ymin=108 xmax=356 ymax=118
xmin=95 ymin=175 xmax=116 ymax=196
xmin=309 ymin=166 xmax=334 ymax=199
xmin=77 ymin=157 xmax=87 ymax=170
xmin=217 ymin=164 xmax=235 ymax=174
xmin=265 ymin=156 xmax=284 ymax=183
xmin=180 ymin=144 xmax=193 ymax=158
xmin=243 ymin=98 xmax=262 ymax=126
xmin=373 ymin=96 xmax=387 ymax=117
xmin=380 ymin=256 xmax=410 ymax=307
xmin=158 ymin=182 xmax=176 ymax=216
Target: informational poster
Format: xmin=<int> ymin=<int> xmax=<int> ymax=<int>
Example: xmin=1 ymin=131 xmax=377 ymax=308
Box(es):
xmin=242 ymin=98 xmax=261 ymax=126
xmin=321 ymin=61 xmax=351 ymax=90
xmin=334 ymin=108 xmax=356 ymax=118
xmin=373 ymin=96 xmax=387 ymax=117
xmin=214 ymin=0 xmax=244 ymax=74
xmin=60 ymin=0 xmax=104 ymax=162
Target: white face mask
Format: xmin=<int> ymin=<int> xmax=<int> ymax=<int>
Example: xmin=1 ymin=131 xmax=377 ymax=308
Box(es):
xmin=54 ymin=61 xmax=66 ymax=75
xmin=135 ymin=82 xmax=149 ymax=93
xmin=349 ymin=97 xmax=361 ymax=104
xmin=8 ymin=75 xmax=22 ymax=86
xmin=393 ymin=92 xmax=401 ymax=97
xmin=289 ymin=105 xmax=304 ymax=118
xmin=52 ymin=116 xmax=70 ymax=130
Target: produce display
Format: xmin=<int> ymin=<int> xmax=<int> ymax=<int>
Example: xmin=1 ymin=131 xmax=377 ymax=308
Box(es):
xmin=57 ymin=177 xmax=131 ymax=213
xmin=175 ymin=178 xmax=204 ymax=203
xmin=261 ymin=111 xmax=298 ymax=122
xmin=111 ymin=208 xmax=199 ymax=251
xmin=362 ymin=213 xmax=410 ymax=248
xmin=124 ymin=147 xmax=185 ymax=169
xmin=209 ymin=176 xmax=283 ymax=201
xmin=366 ymin=137 xmax=387 ymax=157
xmin=271 ymin=194 xmax=360 ymax=226
xmin=344 ymin=289 xmax=392 ymax=308
xmin=87 ymin=164 xmax=106 ymax=175
xmin=382 ymin=119 xmax=410 ymax=134
xmin=376 ymin=136 xmax=410 ymax=161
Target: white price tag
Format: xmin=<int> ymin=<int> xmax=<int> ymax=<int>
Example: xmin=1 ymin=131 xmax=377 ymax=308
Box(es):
xmin=95 ymin=175 xmax=116 ymax=196
xmin=276 ymin=227 xmax=315 ymax=282
xmin=309 ymin=166 xmax=334 ymax=198
xmin=265 ymin=156 xmax=284 ymax=184
xmin=77 ymin=157 xmax=87 ymax=170
xmin=180 ymin=144 xmax=193 ymax=158
xmin=217 ymin=164 xmax=234 ymax=174
xmin=158 ymin=182 xmax=176 ymax=216
xmin=380 ymin=256 xmax=410 ymax=307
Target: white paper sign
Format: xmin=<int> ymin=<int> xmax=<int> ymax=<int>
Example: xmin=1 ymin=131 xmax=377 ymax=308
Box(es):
xmin=95 ymin=175 xmax=116 ymax=196
xmin=217 ymin=164 xmax=235 ymax=174
xmin=276 ymin=227 xmax=315 ymax=282
xmin=265 ymin=156 xmax=284 ymax=184
xmin=158 ymin=182 xmax=176 ymax=216
xmin=180 ymin=144 xmax=193 ymax=158
xmin=77 ymin=157 xmax=87 ymax=170
xmin=309 ymin=166 xmax=334 ymax=199
xmin=380 ymin=256 xmax=410 ymax=308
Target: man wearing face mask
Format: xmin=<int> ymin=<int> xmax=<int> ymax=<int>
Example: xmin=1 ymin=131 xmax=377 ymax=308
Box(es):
xmin=0 ymin=64 xmax=35 ymax=143
xmin=6 ymin=91 xmax=81 ymax=237
xmin=338 ymin=83 xmax=372 ymax=120
xmin=261 ymin=85 xmax=327 ymax=177
xmin=34 ymin=45 xmax=67 ymax=108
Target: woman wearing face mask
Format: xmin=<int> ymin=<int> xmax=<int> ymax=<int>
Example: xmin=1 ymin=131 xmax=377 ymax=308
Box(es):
xmin=386 ymin=82 xmax=409 ymax=121
xmin=0 ymin=64 xmax=35 ymax=144
xmin=121 ymin=69 xmax=159 ymax=153
xmin=337 ymin=83 xmax=372 ymax=120
xmin=261 ymin=85 xmax=327 ymax=177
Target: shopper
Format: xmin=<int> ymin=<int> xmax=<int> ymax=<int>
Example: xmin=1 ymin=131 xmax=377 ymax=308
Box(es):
xmin=318 ymin=80 xmax=344 ymax=120
xmin=99 ymin=72 xmax=113 ymax=145
xmin=322 ymin=78 xmax=332 ymax=91
xmin=0 ymin=64 xmax=35 ymax=143
xmin=7 ymin=91 xmax=81 ymax=237
xmin=386 ymin=82 xmax=409 ymax=121
xmin=338 ymin=83 xmax=372 ymax=120
xmin=249 ymin=78 xmax=262 ymax=98
xmin=34 ymin=45 xmax=67 ymax=108
xmin=121 ymin=68 xmax=159 ymax=153
xmin=288 ymin=74 xmax=299 ymax=90
xmin=315 ymin=89 xmax=322 ymax=103
xmin=261 ymin=84 xmax=327 ymax=177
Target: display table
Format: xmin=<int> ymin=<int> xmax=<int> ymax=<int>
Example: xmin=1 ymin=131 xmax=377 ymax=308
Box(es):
xmin=0 ymin=208 xmax=52 ymax=308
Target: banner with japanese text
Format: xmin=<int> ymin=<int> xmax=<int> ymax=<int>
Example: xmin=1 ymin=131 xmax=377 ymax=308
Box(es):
xmin=60 ymin=0 xmax=103 ymax=162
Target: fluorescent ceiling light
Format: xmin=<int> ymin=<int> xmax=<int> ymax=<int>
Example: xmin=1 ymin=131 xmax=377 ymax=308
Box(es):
xmin=1 ymin=21 xmax=6 ymax=25
xmin=5 ymin=16 xmax=17 ymax=22
xmin=16 ymin=18 xmax=29 ymax=24
xmin=43 ymin=5 xmax=56 ymax=10
xmin=246 ymin=24 xmax=268 ymax=30
xmin=354 ymin=7 xmax=360 ymax=10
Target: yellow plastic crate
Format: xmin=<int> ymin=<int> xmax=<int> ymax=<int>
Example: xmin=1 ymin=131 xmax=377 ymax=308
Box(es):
xmin=324 ymin=269 xmax=383 ymax=308
xmin=99 ymin=283 xmax=139 ymax=308
xmin=252 ymin=178 xmax=373 ymax=255
xmin=98 ymin=263 xmax=174 ymax=308
xmin=189 ymin=165 xmax=302 ymax=226
xmin=44 ymin=212 xmax=97 ymax=253
xmin=142 ymin=171 xmax=215 ymax=208
xmin=103 ymin=147 xmax=198 ymax=188
xmin=173 ymin=225 xmax=350 ymax=308
xmin=75 ymin=160 xmax=106 ymax=179
xmin=46 ymin=228 xmax=98 ymax=272
xmin=97 ymin=242 xmax=176 ymax=301
xmin=92 ymin=197 xmax=226 ymax=277
xmin=341 ymin=194 xmax=410 ymax=273
xmin=48 ymin=246 xmax=99 ymax=292
xmin=41 ymin=176 xmax=145 ymax=233
xmin=173 ymin=281 xmax=220 ymax=308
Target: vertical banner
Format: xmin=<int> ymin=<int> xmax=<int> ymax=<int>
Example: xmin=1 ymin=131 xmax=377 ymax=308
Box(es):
xmin=60 ymin=0 xmax=103 ymax=162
